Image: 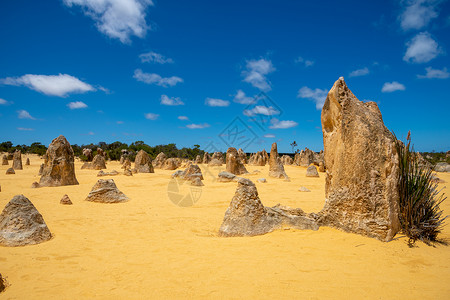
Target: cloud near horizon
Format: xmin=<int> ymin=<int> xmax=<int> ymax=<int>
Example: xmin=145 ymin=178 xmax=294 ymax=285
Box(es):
xmin=242 ymin=58 xmax=275 ymax=91
xmin=0 ymin=73 xmax=96 ymax=97
xmin=63 ymin=0 xmax=154 ymax=43
xmin=297 ymin=86 xmax=328 ymax=110
xmin=382 ymin=81 xmax=406 ymax=92
xmin=134 ymin=69 xmax=183 ymax=87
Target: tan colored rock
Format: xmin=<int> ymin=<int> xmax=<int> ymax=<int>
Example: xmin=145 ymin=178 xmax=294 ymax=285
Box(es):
xmin=237 ymin=148 xmax=247 ymax=164
xmin=39 ymin=135 xmax=79 ymax=187
xmin=318 ymin=77 xmax=400 ymax=242
xmin=218 ymin=178 xmax=318 ymax=237
xmin=226 ymin=147 xmax=248 ymax=175
xmin=2 ymin=155 xmax=8 ymax=166
xmin=85 ymin=179 xmax=129 ymax=203
xmin=208 ymin=158 xmax=223 ymax=166
xmin=0 ymin=194 xmax=52 ymax=246
xmin=121 ymin=158 xmax=131 ymax=170
xmin=38 ymin=163 xmax=44 ymax=175
xmin=134 ymin=150 xmax=154 ymax=173
xmin=31 ymin=182 xmax=40 ymax=188
xmin=281 ymin=155 xmax=293 ymax=165
xmin=91 ymin=154 xmax=107 ymax=170
xmin=82 ymin=148 xmax=93 ymax=161
xmin=202 ymin=152 xmax=211 ymax=164
xmin=249 ymin=151 xmax=266 ymax=166
xmin=153 ymin=152 xmax=167 ymax=169
xmin=60 ymin=194 xmax=73 ymax=205
xmin=0 ymin=273 xmax=5 ymax=292
xmin=97 ymin=170 xmax=119 ymax=177
xmin=12 ymin=150 xmax=23 ymax=170
xmin=124 ymin=169 xmax=133 ymax=176
xmin=25 ymin=158 xmax=30 ymax=165
xmin=211 ymin=152 xmax=224 ymax=164
xmin=6 ymin=168 xmax=15 ymax=175
xmin=191 ymin=177 xmax=204 ymax=186
xmin=306 ymin=165 xmax=319 ymax=177
xmin=195 ymin=155 xmax=202 ymax=164
xmin=268 ymin=143 xmax=288 ymax=179
xmin=318 ymin=161 xmax=325 ymax=172
xmin=162 ymin=158 xmax=178 ymax=170
xmin=300 ymin=148 xmax=315 ymax=167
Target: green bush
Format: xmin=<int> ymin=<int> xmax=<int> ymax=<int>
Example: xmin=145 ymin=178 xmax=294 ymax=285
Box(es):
xmin=394 ymin=131 xmax=447 ymax=246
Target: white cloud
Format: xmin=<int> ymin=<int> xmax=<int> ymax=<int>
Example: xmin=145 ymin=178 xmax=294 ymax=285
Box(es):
xmin=205 ymin=98 xmax=230 ymax=107
xmin=382 ymin=81 xmax=406 ymax=92
xmin=133 ymin=69 xmax=183 ymax=87
xmin=399 ymin=0 xmax=439 ymax=31
xmin=349 ymin=67 xmax=369 ymax=77
xmin=264 ymin=134 xmax=276 ymax=138
xmin=0 ymin=73 xmax=95 ymax=97
xmin=140 ymin=51 xmax=174 ymax=64
xmin=160 ymin=94 xmax=184 ymax=106
xmin=63 ymin=0 xmax=154 ymax=43
xmin=17 ymin=110 xmax=36 ymax=120
xmin=144 ymin=112 xmax=159 ymax=120
xmin=242 ymin=58 xmax=275 ymax=91
xmin=233 ymin=90 xmax=255 ymax=104
xmin=243 ymin=105 xmax=280 ymax=117
xmin=67 ymin=101 xmax=88 ymax=109
xmin=0 ymin=98 xmax=10 ymax=105
xmin=269 ymin=119 xmax=298 ymax=129
xmin=178 ymin=116 xmax=189 ymax=121
xmin=297 ymin=86 xmax=328 ymax=110
xmin=186 ymin=123 xmax=210 ymax=129
xmin=403 ymin=32 xmax=442 ymax=63
xmin=417 ymin=66 xmax=450 ymax=79
xmin=17 ymin=127 xmax=34 ymax=131
xmin=295 ymin=56 xmax=314 ymax=67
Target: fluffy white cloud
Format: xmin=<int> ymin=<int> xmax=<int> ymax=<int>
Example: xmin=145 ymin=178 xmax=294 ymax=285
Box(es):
xmin=243 ymin=105 xmax=280 ymax=117
xmin=382 ymin=81 xmax=406 ymax=92
xmin=269 ymin=119 xmax=298 ymax=129
xmin=264 ymin=134 xmax=276 ymax=138
xmin=134 ymin=69 xmax=183 ymax=87
xmin=399 ymin=0 xmax=439 ymax=31
xmin=403 ymin=32 xmax=441 ymax=63
xmin=63 ymin=0 xmax=154 ymax=43
xmin=205 ymin=98 xmax=230 ymax=107
xmin=233 ymin=90 xmax=255 ymax=104
xmin=17 ymin=110 xmax=36 ymax=120
xmin=349 ymin=67 xmax=369 ymax=77
xmin=295 ymin=56 xmax=314 ymax=67
xmin=139 ymin=51 xmax=174 ymax=64
xmin=297 ymin=86 xmax=328 ymax=110
xmin=160 ymin=95 xmax=184 ymax=106
xmin=67 ymin=101 xmax=88 ymax=109
xmin=242 ymin=58 xmax=275 ymax=91
xmin=0 ymin=73 xmax=95 ymax=97
xmin=186 ymin=123 xmax=210 ymax=129
xmin=417 ymin=66 xmax=450 ymax=79
xmin=17 ymin=127 xmax=34 ymax=131
xmin=0 ymin=98 xmax=10 ymax=105
xmin=178 ymin=116 xmax=189 ymax=120
xmin=144 ymin=112 xmax=159 ymax=120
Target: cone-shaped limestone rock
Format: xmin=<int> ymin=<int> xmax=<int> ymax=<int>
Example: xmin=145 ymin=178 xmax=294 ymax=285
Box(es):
xmin=91 ymin=154 xmax=107 ymax=170
xmin=25 ymin=158 xmax=30 ymax=166
xmin=0 ymin=273 xmax=5 ymax=292
xmin=2 ymin=155 xmax=8 ymax=165
xmin=38 ymin=163 xmax=44 ymax=175
xmin=134 ymin=150 xmax=154 ymax=173
xmin=85 ymin=179 xmax=129 ymax=203
xmin=219 ymin=178 xmax=318 ymax=237
xmin=226 ymin=147 xmax=248 ymax=175
xmin=162 ymin=158 xmax=178 ymax=170
xmin=12 ymin=150 xmax=22 ymax=170
xmin=60 ymin=194 xmax=73 ymax=205
xmin=195 ymin=155 xmax=202 ymax=164
xmin=268 ymin=143 xmax=288 ymax=179
xmin=202 ymin=152 xmax=211 ymax=164
xmin=211 ymin=152 xmax=224 ymax=164
xmin=237 ymin=148 xmax=247 ymax=164
xmin=281 ymin=155 xmax=293 ymax=165
xmin=318 ymin=77 xmax=399 ymax=242
xmin=153 ymin=152 xmax=167 ymax=169
xmin=306 ymin=165 xmax=319 ymax=177
xmin=39 ymin=135 xmax=79 ymax=187
xmin=0 ymin=195 xmax=52 ymax=246
xmin=6 ymin=168 xmax=15 ymax=175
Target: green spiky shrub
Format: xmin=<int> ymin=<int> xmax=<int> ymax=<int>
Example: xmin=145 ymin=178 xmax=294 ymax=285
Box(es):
xmin=394 ymin=131 xmax=447 ymax=246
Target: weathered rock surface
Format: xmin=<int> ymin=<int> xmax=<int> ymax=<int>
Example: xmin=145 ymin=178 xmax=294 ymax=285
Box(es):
xmin=217 ymin=171 xmax=238 ymax=182
xmin=124 ymin=169 xmax=133 ymax=176
xmin=31 ymin=182 xmax=40 ymax=188
xmin=195 ymin=155 xmax=202 ymax=164
xmin=38 ymin=163 xmax=44 ymax=176
xmin=249 ymin=151 xmax=266 ymax=166
xmin=281 ymin=155 xmax=293 ymax=165
xmin=1 ymin=155 xmax=8 ymax=165
xmin=153 ymin=152 xmax=167 ymax=169
xmin=12 ymin=150 xmax=23 ymax=170
xmin=268 ymin=143 xmax=289 ymax=179
xmin=237 ymin=148 xmax=247 ymax=164
xmin=97 ymin=170 xmax=119 ymax=177
xmin=318 ymin=161 xmax=325 ymax=172
xmin=257 ymin=178 xmax=267 ymax=183
xmin=82 ymin=148 xmax=93 ymax=161
xmin=211 ymin=152 xmax=224 ymax=164
xmin=0 ymin=195 xmax=52 ymax=246
xmin=298 ymin=186 xmax=311 ymax=192
xmin=25 ymin=158 xmax=30 ymax=166
xmin=91 ymin=154 xmax=107 ymax=170
xmin=218 ymin=178 xmax=318 ymax=237
xmin=0 ymin=273 xmax=5 ymax=292
xmin=39 ymin=135 xmax=79 ymax=187
xmin=202 ymin=152 xmax=211 ymax=164
xmin=226 ymin=147 xmax=248 ymax=175
xmin=162 ymin=158 xmax=178 ymax=170
xmin=134 ymin=150 xmax=154 ymax=173
xmin=191 ymin=177 xmax=204 ymax=186
xmin=306 ymin=165 xmax=319 ymax=177
xmin=60 ymin=194 xmax=73 ymax=205
xmin=85 ymin=179 xmax=129 ymax=203
xmin=208 ymin=158 xmax=223 ymax=166
xmin=121 ymin=158 xmax=131 ymax=170
xmin=435 ymin=162 xmax=450 ymax=173
xmin=318 ymin=77 xmax=400 ymax=242
xmin=6 ymin=168 xmax=15 ymax=175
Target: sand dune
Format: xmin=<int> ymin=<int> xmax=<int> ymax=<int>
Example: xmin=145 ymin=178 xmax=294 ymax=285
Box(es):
xmin=0 ymin=155 xmax=449 ymax=299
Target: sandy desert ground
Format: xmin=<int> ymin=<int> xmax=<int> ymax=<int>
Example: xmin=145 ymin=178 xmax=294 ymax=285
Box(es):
xmin=0 ymin=154 xmax=449 ymax=299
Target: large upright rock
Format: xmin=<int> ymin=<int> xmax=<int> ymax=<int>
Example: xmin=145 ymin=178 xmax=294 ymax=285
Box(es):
xmin=39 ymin=135 xmax=79 ymax=187
xmin=318 ymin=77 xmax=399 ymax=242
xmin=237 ymin=148 xmax=247 ymax=164
xmin=134 ymin=150 xmax=154 ymax=173
xmin=211 ymin=152 xmax=224 ymax=164
xmin=219 ymin=178 xmax=318 ymax=237
xmin=0 ymin=195 xmax=52 ymax=246
xmin=268 ymin=143 xmax=288 ymax=179
xmin=91 ymin=154 xmax=107 ymax=170
xmin=226 ymin=147 xmax=248 ymax=175
xmin=1 ymin=155 xmax=8 ymax=165
xmin=195 ymin=155 xmax=202 ymax=164
xmin=249 ymin=151 xmax=266 ymax=166
xmin=12 ymin=150 xmax=23 ymax=170
xmin=300 ymin=148 xmax=315 ymax=167
xmin=153 ymin=152 xmax=167 ymax=169
xmin=202 ymin=152 xmax=211 ymax=164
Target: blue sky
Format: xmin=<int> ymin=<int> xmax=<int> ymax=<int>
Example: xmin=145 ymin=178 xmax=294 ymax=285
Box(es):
xmin=0 ymin=0 xmax=449 ymax=152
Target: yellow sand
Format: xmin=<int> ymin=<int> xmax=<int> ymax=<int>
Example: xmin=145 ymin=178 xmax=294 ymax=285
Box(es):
xmin=0 ymin=154 xmax=449 ymax=299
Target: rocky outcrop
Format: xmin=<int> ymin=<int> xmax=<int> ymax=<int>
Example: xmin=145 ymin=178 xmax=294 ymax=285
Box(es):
xmin=281 ymin=155 xmax=293 ymax=165
xmin=39 ymin=135 xmax=79 ymax=187
xmin=268 ymin=143 xmax=289 ymax=179
xmin=85 ymin=179 xmax=129 ymax=203
xmin=226 ymin=147 xmax=248 ymax=175
xmin=211 ymin=152 xmax=224 ymax=164
xmin=208 ymin=158 xmax=223 ymax=166
xmin=6 ymin=168 xmax=15 ymax=175
xmin=218 ymin=178 xmax=318 ymax=237
xmin=60 ymin=194 xmax=73 ymax=205
xmin=318 ymin=161 xmax=325 ymax=172
xmin=172 ymin=163 xmax=204 ymax=185
xmin=153 ymin=152 xmax=167 ymax=169
xmin=82 ymin=148 xmax=93 ymax=161
xmin=299 ymin=148 xmax=315 ymax=167
xmin=237 ymin=148 xmax=247 ymax=164
xmin=91 ymin=154 xmax=107 ymax=170
xmin=134 ymin=150 xmax=154 ymax=173
xmin=0 ymin=195 xmax=52 ymax=246
xmin=202 ymin=152 xmax=211 ymax=164
xmin=217 ymin=171 xmax=238 ymax=182
xmin=31 ymin=182 xmax=40 ymax=188
xmin=1 ymin=155 xmax=8 ymax=165
xmin=249 ymin=151 xmax=266 ymax=166
xmin=434 ymin=162 xmax=450 ymax=173
xmin=195 ymin=155 xmax=202 ymax=164
xmin=121 ymin=158 xmax=131 ymax=170
xmin=12 ymin=150 xmax=23 ymax=170
xmin=306 ymin=165 xmax=319 ymax=177
xmin=318 ymin=77 xmax=400 ymax=242
xmin=38 ymin=163 xmax=44 ymax=175
xmin=0 ymin=273 xmax=5 ymax=292
xmin=298 ymin=186 xmax=311 ymax=192
xmin=97 ymin=170 xmax=119 ymax=177
xmin=162 ymin=158 xmax=178 ymax=170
